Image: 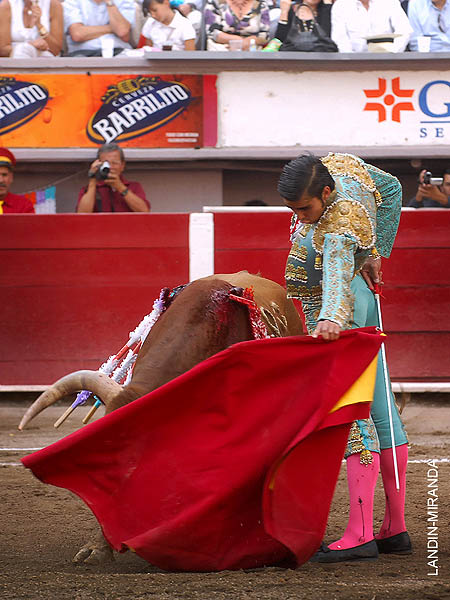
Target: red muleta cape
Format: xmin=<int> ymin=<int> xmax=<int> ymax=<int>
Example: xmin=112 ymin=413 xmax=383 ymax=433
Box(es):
xmin=22 ymin=328 xmax=382 ymax=571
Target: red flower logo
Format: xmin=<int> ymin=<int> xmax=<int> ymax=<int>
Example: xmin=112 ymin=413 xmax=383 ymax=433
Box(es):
xmin=363 ymin=77 xmax=414 ymax=122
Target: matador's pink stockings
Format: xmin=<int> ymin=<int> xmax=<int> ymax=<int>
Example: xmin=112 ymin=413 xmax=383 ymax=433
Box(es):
xmin=328 ymin=444 xmax=408 ymax=550
xmin=375 ymin=443 xmax=408 ymax=539
xmin=328 ymin=452 xmax=380 ymax=550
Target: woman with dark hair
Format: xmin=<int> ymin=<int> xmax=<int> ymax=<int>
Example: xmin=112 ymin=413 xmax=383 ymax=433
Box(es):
xmin=275 ymin=0 xmax=337 ymax=51
xmin=279 ymin=152 xmax=411 ymax=562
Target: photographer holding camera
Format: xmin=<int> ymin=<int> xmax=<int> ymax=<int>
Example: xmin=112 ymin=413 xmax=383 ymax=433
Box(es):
xmin=408 ymin=168 xmax=450 ymax=208
xmin=77 ymin=143 xmax=150 ymax=213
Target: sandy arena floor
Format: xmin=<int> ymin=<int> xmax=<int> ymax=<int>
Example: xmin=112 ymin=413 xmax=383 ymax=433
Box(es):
xmin=1 ymin=395 xmax=449 ymax=600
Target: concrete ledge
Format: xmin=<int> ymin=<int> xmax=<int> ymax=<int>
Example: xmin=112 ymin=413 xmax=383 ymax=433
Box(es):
xmin=392 ymin=382 xmax=450 ymax=393
xmin=10 ymin=145 xmax=450 ymax=162
xmin=1 ymin=52 xmax=450 ymax=74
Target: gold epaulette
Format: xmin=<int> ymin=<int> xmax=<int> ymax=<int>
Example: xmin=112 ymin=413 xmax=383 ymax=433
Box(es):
xmin=312 ymin=199 xmax=376 ymax=254
xmin=321 ymin=153 xmax=383 ymax=207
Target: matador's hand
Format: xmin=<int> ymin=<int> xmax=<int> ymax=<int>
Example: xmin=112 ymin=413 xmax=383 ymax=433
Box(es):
xmin=361 ymin=256 xmax=382 ymax=291
xmin=312 ymin=320 xmax=341 ymax=341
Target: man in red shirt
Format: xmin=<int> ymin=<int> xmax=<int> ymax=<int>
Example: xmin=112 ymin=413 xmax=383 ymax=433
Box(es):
xmin=0 ymin=148 xmax=34 ymax=214
xmin=77 ymin=143 xmax=150 ymax=213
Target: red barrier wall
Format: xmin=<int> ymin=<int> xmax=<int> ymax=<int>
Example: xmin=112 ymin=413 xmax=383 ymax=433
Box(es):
xmin=1 ymin=210 xmax=449 ymax=384
xmin=381 ymin=211 xmax=450 ymax=382
xmin=214 ymin=210 xmax=450 ymax=382
xmin=0 ymin=214 xmax=189 ymax=384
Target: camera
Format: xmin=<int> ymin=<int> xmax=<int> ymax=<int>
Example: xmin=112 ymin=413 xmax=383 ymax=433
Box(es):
xmin=96 ymin=161 xmax=111 ymax=180
xmin=423 ymin=171 xmax=443 ymax=186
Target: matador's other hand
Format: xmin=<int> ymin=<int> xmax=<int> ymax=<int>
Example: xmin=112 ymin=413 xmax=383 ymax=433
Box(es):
xmin=361 ymin=256 xmax=382 ymax=291
xmin=312 ymin=320 xmax=341 ymax=341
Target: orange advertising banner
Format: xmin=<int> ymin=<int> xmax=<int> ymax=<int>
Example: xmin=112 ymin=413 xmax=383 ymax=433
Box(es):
xmin=0 ymin=73 xmax=204 ymax=148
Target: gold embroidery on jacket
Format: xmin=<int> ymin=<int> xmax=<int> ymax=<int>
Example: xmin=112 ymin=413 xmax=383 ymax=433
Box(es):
xmin=374 ymin=189 xmax=383 ymax=207
xmin=347 ymin=421 xmax=374 ymax=465
xmin=285 ymin=263 xmax=308 ymax=282
xmin=312 ymin=200 xmax=375 ymax=254
xmin=316 ymin=234 xmax=355 ymax=329
xmin=296 ymin=224 xmax=312 ymax=238
xmin=286 ymin=283 xmax=322 ymax=299
xmin=289 ymin=241 xmax=308 ymax=262
xmin=322 ymin=153 xmax=375 ymax=190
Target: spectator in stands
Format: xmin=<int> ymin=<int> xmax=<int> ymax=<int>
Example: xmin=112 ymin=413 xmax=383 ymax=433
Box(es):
xmin=63 ymin=0 xmax=135 ymax=56
xmin=276 ymin=0 xmax=337 ymax=51
xmin=277 ymin=0 xmax=332 ymax=38
xmin=0 ymin=148 xmax=34 ymax=214
xmin=77 ymin=143 xmax=150 ymax=213
xmin=140 ymin=0 xmax=196 ymax=49
xmin=0 ymin=0 xmax=63 ymax=57
xmin=171 ymin=0 xmax=202 ymax=40
xmin=331 ymin=0 xmax=412 ymax=52
xmin=408 ymin=0 xmax=450 ymax=51
xmin=129 ymin=0 xmax=146 ymax=46
xmin=205 ymin=0 xmax=270 ymax=50
xmin=408 ymin=168 xmax=450 ymax=207
xmin=266 ymin=0 xmax=281 ymax=39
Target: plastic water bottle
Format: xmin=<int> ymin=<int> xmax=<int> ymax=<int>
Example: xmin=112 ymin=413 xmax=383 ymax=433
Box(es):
xmin=249 ymin=38 xmax=257 ymax=51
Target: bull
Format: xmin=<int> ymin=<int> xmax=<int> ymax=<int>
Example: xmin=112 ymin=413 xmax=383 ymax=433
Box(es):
xmin=19 ymin=271 xmax=304 ymax=564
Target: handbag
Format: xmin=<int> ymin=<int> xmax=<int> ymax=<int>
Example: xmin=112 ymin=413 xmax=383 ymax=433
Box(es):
xmin=281 ymin=12 xmax=338 ymax=52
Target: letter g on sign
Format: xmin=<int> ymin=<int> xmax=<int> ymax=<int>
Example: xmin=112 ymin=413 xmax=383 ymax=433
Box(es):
xmin=419 ymin=80 xmax=450 ymax=118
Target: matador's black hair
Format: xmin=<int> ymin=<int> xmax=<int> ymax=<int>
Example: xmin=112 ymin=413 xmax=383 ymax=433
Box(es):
xmin=278 ymin=153 xmax=335 ymax=202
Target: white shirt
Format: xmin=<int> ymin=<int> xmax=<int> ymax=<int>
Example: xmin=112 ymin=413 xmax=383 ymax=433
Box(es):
xmin=141 ymin=10 xmax=195 ymax=50
xmin=408 ymin=0 xmax=450 ymax=51
xmin=10 ymin=0 xmax=51 ymax=42
xmin=63 ymin=0 xmax=135 ymax=53
xmin=331 ymin=0 xmax=413 ymax=52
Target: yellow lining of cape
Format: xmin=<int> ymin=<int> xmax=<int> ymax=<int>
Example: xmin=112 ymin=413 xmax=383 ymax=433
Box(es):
xmin=329 ymin=355 xmax=378 ymax=414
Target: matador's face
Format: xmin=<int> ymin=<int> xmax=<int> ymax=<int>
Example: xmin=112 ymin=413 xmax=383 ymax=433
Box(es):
xmin=283 ymin=186 xmax=332 ymax=224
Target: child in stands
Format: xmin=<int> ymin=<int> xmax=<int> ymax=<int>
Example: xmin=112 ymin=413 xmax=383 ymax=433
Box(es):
xmin=141 ymin=0 xmax=196 ymax=50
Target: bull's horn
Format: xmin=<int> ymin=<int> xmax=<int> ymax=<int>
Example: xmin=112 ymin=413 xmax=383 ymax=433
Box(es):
xmin=18 ymin=370 xmax=123 ymax=431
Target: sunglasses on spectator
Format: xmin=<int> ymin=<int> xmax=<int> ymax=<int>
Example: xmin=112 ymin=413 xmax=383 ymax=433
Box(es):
xmin=438 ymin=12 xmax=447 ymax=33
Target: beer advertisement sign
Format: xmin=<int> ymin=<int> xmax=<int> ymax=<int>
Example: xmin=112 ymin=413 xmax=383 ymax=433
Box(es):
xmin=0 ymin=77 xmax=49 ymax=136
xmin=0 ymin=74 xmax=204 ymax=148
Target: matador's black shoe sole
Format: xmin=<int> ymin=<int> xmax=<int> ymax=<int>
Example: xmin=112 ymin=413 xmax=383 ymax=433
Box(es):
xmin=310 ymin=540 xmax=379 ymax=563
xmin=376 ymin=531 xmax=412 ymax=555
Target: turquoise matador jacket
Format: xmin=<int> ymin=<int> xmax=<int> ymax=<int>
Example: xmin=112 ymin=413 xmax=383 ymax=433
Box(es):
xmin=285 ymin=153 xmax=407 ymax=462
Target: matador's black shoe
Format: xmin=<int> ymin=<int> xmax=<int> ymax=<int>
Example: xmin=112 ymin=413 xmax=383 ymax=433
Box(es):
xmin=376 ymin=532 xmax=412 ymax=555
xmin=310 ymin=540 xmax=379 ymax=563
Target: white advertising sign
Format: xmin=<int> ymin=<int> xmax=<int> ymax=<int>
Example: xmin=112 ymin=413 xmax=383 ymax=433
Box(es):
xmin=218 ymin=71 xmax=450 ymax=147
